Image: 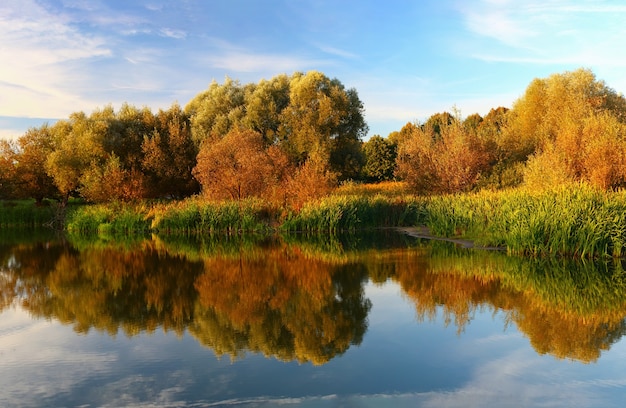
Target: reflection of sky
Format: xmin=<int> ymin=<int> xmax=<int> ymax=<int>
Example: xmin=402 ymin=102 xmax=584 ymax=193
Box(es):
xmin=1 ymin=282 xmax=626 ymax=407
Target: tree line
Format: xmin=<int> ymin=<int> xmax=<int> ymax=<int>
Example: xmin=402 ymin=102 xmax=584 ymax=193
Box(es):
xmin=2 ymin=68 xmax=625 ymax=208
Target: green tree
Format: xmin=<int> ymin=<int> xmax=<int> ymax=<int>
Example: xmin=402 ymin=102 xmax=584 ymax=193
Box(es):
xmin=279 ymin=71 xmax=368 ymax=179
xmin=142 ymin=104 xmax=199 ymax=198
xmin=362 ymin=135 xmax=397 ymax=182
xmin=243 ymin=74 xmax=291 ymax=145
xmin=185 ymin=77 xmax=248 ymax=145
xmin=45 ymin=112 xmax=109 ymax=203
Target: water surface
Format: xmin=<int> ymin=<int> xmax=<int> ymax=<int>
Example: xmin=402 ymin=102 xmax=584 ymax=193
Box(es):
xmin=1 ymin=231 xmax=625 ymax=407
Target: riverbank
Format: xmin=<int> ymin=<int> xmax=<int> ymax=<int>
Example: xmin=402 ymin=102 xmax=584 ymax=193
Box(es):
xmin=3 ymin=182 xmax=626 ymax=259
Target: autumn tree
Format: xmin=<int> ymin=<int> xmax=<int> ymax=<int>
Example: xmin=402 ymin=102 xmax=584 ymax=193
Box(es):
xmin=11 ymin=125 xmax=60 ymax=203
xmin=0 ymin=139 xmax=18 ymax=199
xmin=187 ymin=72 xmax=368 ymax=182
xmin=396 ymin=114 xmax=490 ymax=194
xmin=193 ymin=128 xmax=281 ymax=201
xmin=504 ymin=68 xmax=626 ymax=190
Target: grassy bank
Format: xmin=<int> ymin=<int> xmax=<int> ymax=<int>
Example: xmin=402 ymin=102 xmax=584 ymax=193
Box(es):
xmin=424 ymin=184 xmax=626 ymax=258
xmin=0 ymin=200 xmax=56 ymax=228
xmin=8 ymin=182 xmax=626 ymax=258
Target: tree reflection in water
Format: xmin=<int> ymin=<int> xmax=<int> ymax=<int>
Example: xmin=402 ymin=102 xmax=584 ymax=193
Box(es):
xmin=1 ymin=231 xmax=626 ymax=364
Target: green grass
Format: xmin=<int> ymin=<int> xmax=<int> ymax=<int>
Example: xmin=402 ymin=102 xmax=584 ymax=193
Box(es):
xmin=0 ymin=200 xmax=56 ymax=228
xmin=65 ymin=202 xmax=152 ymax=235
xmin=150 ymin=197 xmax=273 ymax=234
xmin=11 ymin=182 xmax=626 ymax=259
xmin=281 ymin=194 xmax=426 ymax=232
xmin=422 ymin=184 xmax=626 ymax=258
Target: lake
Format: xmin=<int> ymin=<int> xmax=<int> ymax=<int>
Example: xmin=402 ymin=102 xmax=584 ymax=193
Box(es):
xmin=1 ymin=230 xmax=626 ymax=407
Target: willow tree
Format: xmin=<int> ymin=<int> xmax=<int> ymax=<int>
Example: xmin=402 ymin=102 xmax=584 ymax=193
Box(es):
xmin=279 ymin=71 xmax=367 ymax=180
xmin=185 ymin=77 xmax=249 ymax=145
xmin=186 ymin=72 xmax=368 ymax=182
xmin=45 ymin=111 xmax=109 ymax=203
xmin=142 ymin=104 xmax=199 ymax=198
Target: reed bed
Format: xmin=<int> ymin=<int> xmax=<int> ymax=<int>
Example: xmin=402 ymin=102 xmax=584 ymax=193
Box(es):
xmin=65 ymin=202 xmax=152 ymax=235
xmin=12 ymin=181 xmax=626 ymax=259
xmin=150 ymin=197 xmax=273 ymax=234
xmin=0 ymin=200 xmax=56 ymax=228
xmin=424 ymin=184 xmax=626 ymax=258
xmin=281 ymin=194 xmax=427 ymax=232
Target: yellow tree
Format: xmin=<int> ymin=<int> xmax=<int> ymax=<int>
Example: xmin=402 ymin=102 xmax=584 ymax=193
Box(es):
xmin=503 ymin=68 xmax=626 ymax=190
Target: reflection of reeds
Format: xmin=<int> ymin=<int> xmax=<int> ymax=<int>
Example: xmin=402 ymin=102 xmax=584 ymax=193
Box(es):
xmin=392 ymin=244 xmax=626 ymax=362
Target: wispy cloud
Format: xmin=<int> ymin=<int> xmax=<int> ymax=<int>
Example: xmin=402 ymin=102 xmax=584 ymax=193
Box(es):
xmin=204 ymin=51 xmax=331 ymax=74
xmin=315 ymin=44 xmax=359 ymax=59
xmin=0 ymin=0 xmax=111 ymax=117
xmin=160 ymin=28 xmax=187 ymax=39
xmin=457 ymin=0 xmax=626 ymax=67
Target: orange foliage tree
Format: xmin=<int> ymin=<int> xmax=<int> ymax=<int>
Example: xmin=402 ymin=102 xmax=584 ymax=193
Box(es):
xmin=193 ymin=128 xmax=288 ymax=201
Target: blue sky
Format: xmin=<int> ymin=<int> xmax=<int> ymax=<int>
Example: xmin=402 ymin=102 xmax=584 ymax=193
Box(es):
xmin=1 ymin=0 xmax=626 ymax=140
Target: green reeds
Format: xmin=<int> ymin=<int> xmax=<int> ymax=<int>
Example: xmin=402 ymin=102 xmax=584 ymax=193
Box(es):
xmin=422 ymin=184 xmax=626 ymax=258
xmin=150 ymin=197 xmax=273 ymax=234
xmin=0 ymin=200 xmax=56 ymax=228
xmin=281 ymin=194 xmax=426 ymax=232
xmin=65 ymin=202 xmax=151 ymax=235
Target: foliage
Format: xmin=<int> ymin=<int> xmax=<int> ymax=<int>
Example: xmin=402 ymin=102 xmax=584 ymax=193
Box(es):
xmin=282 ymin=194 xmax=426 ymax=232
xmin=186 ymin=71 xmax=368 ymax=182
xmin=503 ymin=68 xmax=626 ymax=190
xmin=150 ymin=197 xmax=272 ymax=234
xmin=396 ymin=117 xmax=491 ymax=194
xmin=361 ymin=135 xmax=397 ymax=182
xmin=0 ymin=200 xmax=56 ymax=228
xmin=142 ymin=104 xmax=200 ymax=198
xmin=65 ymin=201 xmax=152 ymax=235
xmin=193 ymin=128 xmax=283 ymax=201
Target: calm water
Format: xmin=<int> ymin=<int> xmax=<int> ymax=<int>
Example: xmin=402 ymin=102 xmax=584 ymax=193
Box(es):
xmin=1 ymin=231 xmax=626 ymax=407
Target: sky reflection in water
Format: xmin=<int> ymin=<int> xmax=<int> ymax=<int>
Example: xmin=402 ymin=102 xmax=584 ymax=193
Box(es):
xmin=0 ymin=232 xmax=625 ymax=407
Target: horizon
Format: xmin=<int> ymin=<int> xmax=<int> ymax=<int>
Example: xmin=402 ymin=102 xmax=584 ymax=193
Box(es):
xmin=2 ymin=0 xmax=625 ymax=140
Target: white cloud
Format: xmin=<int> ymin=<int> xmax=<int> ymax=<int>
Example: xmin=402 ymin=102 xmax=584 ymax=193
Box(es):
xmin=202 ymin=51 xmax=332 ymax=74
xmin=458 ymin=0 xmax=626 ymax=69
xmin=160 ymin=28 xmax=187 ymax=39
xmin=0 ymin=0 xmax=111 ymax=117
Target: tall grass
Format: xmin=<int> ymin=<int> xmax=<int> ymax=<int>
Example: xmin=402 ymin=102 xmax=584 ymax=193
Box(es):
xmin=150 ymin=197 xmax=273 ymax=234
xmin=281 ymin=194 xmax=427 ymax=232
xmin=24 ymin=181 xmax=626 ymax=259
xmin=65 ymin=202 xmax=151 ymax=235
xmin=0 ymin=200 xmax=56 ymax=228
xmin=423 ymin=184 xmax=626 ymax=258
